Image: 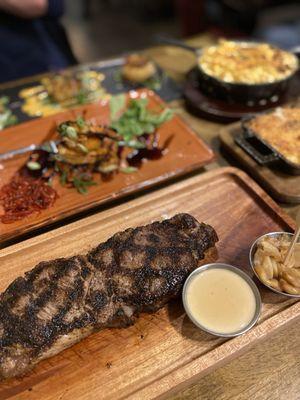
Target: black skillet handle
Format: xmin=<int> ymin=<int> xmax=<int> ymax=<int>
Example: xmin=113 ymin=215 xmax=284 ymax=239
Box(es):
xmin=235 ymin=133 xmax=279 ymax=165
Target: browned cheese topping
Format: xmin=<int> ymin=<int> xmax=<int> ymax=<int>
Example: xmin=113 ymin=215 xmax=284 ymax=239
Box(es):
xmin=199 ymin=40 xmax=298 ymax=84
xmin=246 ymin=107 xmax=300 ymax=165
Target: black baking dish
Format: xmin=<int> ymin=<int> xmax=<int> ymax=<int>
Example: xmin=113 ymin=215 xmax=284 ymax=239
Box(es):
xmin=235 ymin=113 xmax=300 ymax=175
xmin=197 ymin=65 xmax=296 ymax=106
xmin=197 ymin=41 xmax=300 ymax=107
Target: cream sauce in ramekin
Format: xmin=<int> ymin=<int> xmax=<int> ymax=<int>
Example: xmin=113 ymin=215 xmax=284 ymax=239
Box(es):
xmin=185 ymin=268 xmax=257 ymax=335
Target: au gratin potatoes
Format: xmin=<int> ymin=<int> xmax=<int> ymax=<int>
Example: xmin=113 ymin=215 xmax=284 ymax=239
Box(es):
xmin=244 ymin=106 xmax=300 ymax=166
xmin=198 ymin=40 xmax=298 ymax=85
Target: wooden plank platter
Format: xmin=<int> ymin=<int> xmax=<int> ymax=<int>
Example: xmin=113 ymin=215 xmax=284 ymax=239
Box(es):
xmin=0 ymin=167 xmax=299 ymax=400
xmin=219 ymin=122 xmax=300 ymax=204
xmin=0 ymin=88 xmax=214 ymax=245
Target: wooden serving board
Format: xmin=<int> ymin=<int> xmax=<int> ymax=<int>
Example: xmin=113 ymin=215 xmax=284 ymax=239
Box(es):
xmin=219 ymin=123 xmax=300 ymax=204
xmin=0 ymin=89 xmax=214 ymax=245
xmin=0 ymin=167 xmax=299 ymax=400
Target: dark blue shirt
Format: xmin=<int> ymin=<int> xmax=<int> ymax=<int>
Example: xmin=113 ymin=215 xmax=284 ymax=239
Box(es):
xmin=0 ymin=0 xmax=76 ymax=83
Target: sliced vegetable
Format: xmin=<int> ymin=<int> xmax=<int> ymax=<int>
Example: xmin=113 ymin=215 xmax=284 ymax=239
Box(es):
xmin=65 ymin=126 xmax=78 ymax=140
xmin=26 ymin=161 xmax=41 ymax=170
xmin=76 ymin=116 xmax=86 ymax=129
xmin=120 ymin=166 xmax=138 ymax=173
xmin=72 ymin=176 xmax=97 ymax=194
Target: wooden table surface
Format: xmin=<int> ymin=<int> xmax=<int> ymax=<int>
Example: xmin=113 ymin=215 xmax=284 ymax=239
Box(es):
xmin=1 ymin=34 xmax=299 ymax=399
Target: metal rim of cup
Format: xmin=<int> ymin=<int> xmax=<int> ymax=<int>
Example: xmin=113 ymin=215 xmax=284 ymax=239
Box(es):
xmin=249 ymin=231 xmax=300 ymax=299
xmin=182 ymin=263 xmax=262 ymax=338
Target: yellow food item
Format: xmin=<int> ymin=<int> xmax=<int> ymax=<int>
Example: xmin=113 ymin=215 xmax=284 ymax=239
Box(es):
xmin=20 ymin=71 xmax=109 ymax=118
xmin=254 ymin=235 xmax=300 ymax=295
xmin=22 ymin=96 xmax=62 ymax=117
xmin=122 ymin=54 xmax=156 ymax=83
xmin=245 ymin=107 xmax=300 ymax=166
xmin=279 ymin=279 xmax=299 ymax=295
xmin=199 ymin=39 xmax=298 ymax=84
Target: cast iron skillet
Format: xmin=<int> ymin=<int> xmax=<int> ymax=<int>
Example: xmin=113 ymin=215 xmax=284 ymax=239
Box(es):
xmin=156 ymin=36 xmax=300 ymax=106
xmin=235 ymin=111 xmax=300 ymax=176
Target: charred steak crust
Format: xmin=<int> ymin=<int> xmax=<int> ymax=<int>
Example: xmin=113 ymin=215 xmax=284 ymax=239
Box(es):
xmin=0 ymin=213 xmax=218 ymax=379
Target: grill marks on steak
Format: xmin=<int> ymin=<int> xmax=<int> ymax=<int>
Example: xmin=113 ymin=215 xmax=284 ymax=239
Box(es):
xmin=0 ymin=256 xmax=95 ymax=377
xmin=0 ymin=213 xmax=218 ymax=379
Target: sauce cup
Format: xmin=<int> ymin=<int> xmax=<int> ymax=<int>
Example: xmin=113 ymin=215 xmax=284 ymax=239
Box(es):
xmin=182 ymin=263 xmax=262 ymax=338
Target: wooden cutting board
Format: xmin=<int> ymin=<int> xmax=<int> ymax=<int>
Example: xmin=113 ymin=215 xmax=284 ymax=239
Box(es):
xmin=0 ymin=88 xmax=214 ymax=245
xmin=0 ymin=167 xmax=298 ymax=400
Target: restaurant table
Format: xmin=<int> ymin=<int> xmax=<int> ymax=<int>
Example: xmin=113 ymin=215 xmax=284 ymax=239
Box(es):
xmin=1 ymin=34 xmax=299 ymax=400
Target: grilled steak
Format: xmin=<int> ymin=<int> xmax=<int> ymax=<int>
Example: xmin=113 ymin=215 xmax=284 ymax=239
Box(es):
xmin=0 ymin=213 xmax=218 ymax=379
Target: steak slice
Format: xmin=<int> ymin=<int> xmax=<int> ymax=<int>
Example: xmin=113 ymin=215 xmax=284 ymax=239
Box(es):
xmin=0 ymin=213 xmax=218 ymax=379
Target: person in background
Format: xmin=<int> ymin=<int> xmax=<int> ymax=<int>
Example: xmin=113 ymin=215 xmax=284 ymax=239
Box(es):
xmin=0 ymin=0 xmax=77 ymax=83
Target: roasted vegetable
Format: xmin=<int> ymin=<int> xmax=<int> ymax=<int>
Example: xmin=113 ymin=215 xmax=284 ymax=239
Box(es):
xmin=56 ymin=118 xmax=120 ymax=166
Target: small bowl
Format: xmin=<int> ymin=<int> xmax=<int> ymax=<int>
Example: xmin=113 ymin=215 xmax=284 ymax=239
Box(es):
xmin=249 ymin=232 xmax=300 ymax=298
xmin=182 ymin=263 xmax=262 ymax=338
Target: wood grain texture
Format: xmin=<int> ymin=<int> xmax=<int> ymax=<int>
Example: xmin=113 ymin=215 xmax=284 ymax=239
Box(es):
xmin=171 ymin=316 xmax=300 ymax=400
xmin=219 ymin=123 xmax=300 ymax=204
xmin=0 ymin=88 xmax=214 ymax=245
xmin=0 ymin=167 xmax=298 ymax=400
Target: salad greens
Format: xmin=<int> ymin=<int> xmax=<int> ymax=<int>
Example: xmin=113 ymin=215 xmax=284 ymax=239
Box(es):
xmin=109 ymin=95 xmax=173 ymax=147
xmin=72 ymin=176 xmax=97 ymax=195
xmin=110 ymin=93 xmax=126 ymax=121
xmin=55 ymin=162 xmax=96 ymax=195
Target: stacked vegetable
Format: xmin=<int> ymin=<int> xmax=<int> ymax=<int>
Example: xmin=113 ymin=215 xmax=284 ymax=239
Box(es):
xmin=27 ymin=95 xmax=173 ymax=194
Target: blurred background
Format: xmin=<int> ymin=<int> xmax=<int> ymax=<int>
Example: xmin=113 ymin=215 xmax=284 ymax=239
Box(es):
xmin=1 ymin=0 xmax=300 ymax=82
xmin=63 ymin=0 xmax=300 ymax=63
